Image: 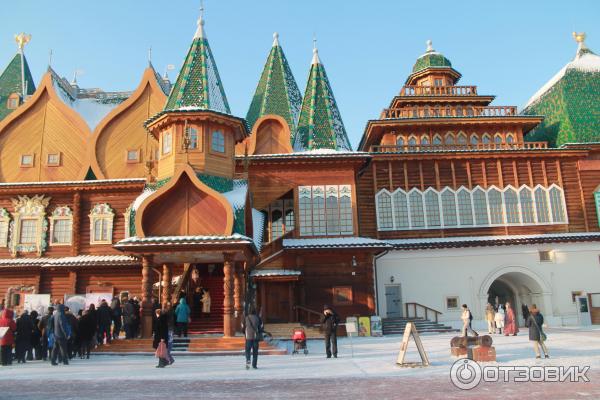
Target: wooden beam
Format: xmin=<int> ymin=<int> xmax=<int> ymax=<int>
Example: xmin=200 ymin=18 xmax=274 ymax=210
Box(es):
xmin=419 ymin=161 xmax=424 ymax=191
xmin=466 ymin=161 xmax=472 ymax=189
xmin=71 ymin=192 xmax=81 ymax=256
xmin=541 ymin=160 xmax=548 ymax=187
xmin=450 ymin=161 xmax=457 ymax=189
xmin=481 ymin=161 xmax=487 ymax=188
xmin=576 ymin=161 xmax=590 ymax=232
xmin=388 ymin=161 xmax=393 ymax=191
xmin=556 ymin=160 xmax=564 ymax=187
xmin=496 ymin=160 xmax=504 ymax=187
xmin=434 ymin=161 xmax=441 ymax=191
xmin=403 ymin=161 xmax=409 ymax=191
xmin=512 ymin=160 xmax=519 ymax=187
xmin=527 ymin=160 xmax=534 ymax=187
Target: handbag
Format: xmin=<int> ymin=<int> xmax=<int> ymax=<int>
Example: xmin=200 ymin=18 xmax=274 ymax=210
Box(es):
xmin=155 ymin=340 xmax=168 ymax=359
xmin=532 ymin=316 xmax=547 ymax=341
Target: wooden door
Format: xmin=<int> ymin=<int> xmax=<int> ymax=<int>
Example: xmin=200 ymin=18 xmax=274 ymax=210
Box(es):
xmin=266 ymin=283 xmax=290 ymax=323
xmin=588 ymin=293 xmax=600 ymax=324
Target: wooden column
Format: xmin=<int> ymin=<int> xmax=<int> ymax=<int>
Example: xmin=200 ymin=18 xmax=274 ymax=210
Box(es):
xmin=161 ymin=264 xmax=172 ymax=307
xmin=141 ymin=255 xmax=154 ymax=338
xmin=223 ymin=254 xmax=235 ymax=337
xmin=233 ymin=264 xmax=243 ymax=332
xmin=71 ymin=192 xmax=81 ymax=256
xmin=288 ymin=282 xmax=294 ymax=322
xmin=260 ymin=281 xmax=267 ymax=319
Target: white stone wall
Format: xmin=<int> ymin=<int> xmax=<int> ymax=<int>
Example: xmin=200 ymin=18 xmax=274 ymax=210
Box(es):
xmin=374 ymin=242 xmax=600 ymax=328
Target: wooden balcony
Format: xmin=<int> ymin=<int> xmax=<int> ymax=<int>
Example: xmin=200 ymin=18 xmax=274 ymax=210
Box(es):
xmin=399 ymin=85 xmax=478 ymax=96
xmin=380 ymin=105 xmax=518 ymax=119
xmin=370 ymin=142 xmax=548 ymax=153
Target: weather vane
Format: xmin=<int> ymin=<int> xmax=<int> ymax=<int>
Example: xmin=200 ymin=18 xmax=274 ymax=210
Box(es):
xmin=14 ymin=33 xmax=31 ymax=52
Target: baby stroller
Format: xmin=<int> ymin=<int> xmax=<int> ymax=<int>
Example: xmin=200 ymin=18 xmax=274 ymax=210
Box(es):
xmin=291 ymin=327 xmax=308 ymax=355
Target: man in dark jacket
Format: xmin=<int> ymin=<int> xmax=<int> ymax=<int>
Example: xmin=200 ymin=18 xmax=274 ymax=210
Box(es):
xmin=110 ymin=296 xmax=122 ymax=340
xmin=526 ymin=305 xmax=549 ymax=359
xmin=39 ymin=306 xmax=54 ymax=361
xmin=49 ymin=304 xmax=70 ymax=366
xmin=78 ymin=310 xmax=95 ymax=359
xmin=123 ymin=298 xmax=135 ymax=339
xmin=64 ymin=307 xmax=78 ymax=359
xmin=132 ymin=297 xmax=141 ymax=338
xmin=29 ymin=310 xmax=42 ymax=360
xmin=15 ymin=311 xmax=33 ymax=363
xmin=321 ymin=305 xmax=340 ymax=358
xmin=97 ymin=300 xmax=113 ymax=344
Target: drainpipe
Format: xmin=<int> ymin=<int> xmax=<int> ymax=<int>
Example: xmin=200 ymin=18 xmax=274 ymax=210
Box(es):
xmin=373 ymin=249 xmax=389 ymax=316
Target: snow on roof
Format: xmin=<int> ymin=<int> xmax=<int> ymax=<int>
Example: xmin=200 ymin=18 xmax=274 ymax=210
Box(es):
xmin=388 ymin=232 xmax=600 ymax=249
xmin=524 ymin=51 xmax=600 ymax=109
xmin=242 ymin=150 xmax=369 ymax=160
xmin=222 ymin=181 xmax=247 ymax=211
xmin=250 ymin=269 xmax=301 ymax=277
xmin=0 ymin=255 xmax=138 ymax=267
xmin=283 ymin=237 xmax=391 ymax=249
xmin=132 ymin=188 xmax=156 ymax=211
xmin=251 ymin=208 xmax=265 ymax=251
xmin=0 ymin=178 xmax=146 ymax=187
xmin=117 ymin=234 xmax=254 ymax=245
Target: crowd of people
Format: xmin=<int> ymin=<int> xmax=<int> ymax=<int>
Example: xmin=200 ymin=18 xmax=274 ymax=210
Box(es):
xmin=0 ymin=294 xmax=155 ymax=367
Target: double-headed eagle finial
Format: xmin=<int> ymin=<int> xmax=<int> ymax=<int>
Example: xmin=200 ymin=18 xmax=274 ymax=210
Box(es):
xmin=14 ymin=33 xmax=31 ymax=52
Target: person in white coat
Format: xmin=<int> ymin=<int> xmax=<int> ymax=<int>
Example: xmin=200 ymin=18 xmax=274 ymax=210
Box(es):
xmin=494 ymin=305 xmax=505 ymax=334
xmin=461 ymin=304 xmax=478 ymax=337
xmin=201 ymin=289 xmax=211 ymax=317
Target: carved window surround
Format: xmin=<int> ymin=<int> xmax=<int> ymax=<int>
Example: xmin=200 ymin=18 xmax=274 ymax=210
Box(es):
xmin=49 ymin=206 xmax=73 ymax=246
xmin=9 ymin=195 xmax=50 ymax=256
xmin=0 ymin=208 xmax=9 ymax=247
xmin=89 ymin=203 xmax=114 ymax=245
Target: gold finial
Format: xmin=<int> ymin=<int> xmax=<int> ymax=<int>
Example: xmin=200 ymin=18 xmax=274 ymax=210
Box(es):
xmin=572 ymin=32 xmax=586 ymax=44
xmin=14 ymin=33 xmax=31 ymax=52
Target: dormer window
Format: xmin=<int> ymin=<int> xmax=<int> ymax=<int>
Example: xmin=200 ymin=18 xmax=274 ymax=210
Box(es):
xmin=162 ymin=131 xmax=172 ymax=155
xmin=211 ymin=130 xmax=225 ymax=153
xmin=20 ymin=154 xmax=34 ymax=167
xmin=6 ymin=93 xmax=20 ymax=109
xmin=126 ymin=149 xmax=140 ymax=163
xmin=47 ymin=153 xmax=61 ymax=166
xmin=188 ymin=127 xmax=199 ymax=149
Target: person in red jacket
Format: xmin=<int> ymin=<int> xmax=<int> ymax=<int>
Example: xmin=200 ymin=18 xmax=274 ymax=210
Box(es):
xmin=0 ymin=308 xmax=16 ymax=366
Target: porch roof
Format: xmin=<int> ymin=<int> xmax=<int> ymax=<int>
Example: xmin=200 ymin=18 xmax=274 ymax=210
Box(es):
xmin=250 ymin=269 xmax=301 ymax=281
xmin=282 ymin=237 xmax=392 ymax=250
xmin=0 ymin=255 xmax=139 ymax=268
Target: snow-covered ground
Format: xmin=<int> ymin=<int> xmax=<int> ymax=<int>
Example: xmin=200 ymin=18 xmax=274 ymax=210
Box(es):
xmin=1 ymin=328 xmax=599 ymax=399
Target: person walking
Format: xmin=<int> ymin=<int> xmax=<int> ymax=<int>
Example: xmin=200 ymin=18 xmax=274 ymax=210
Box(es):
xmin=201 ymin=289 xmax=211 ymax=318
xmin=110 ymin=296 xmax=122 ymax=340
xmin=152 ymin=308 xmax=170 ymax=368
xmin=164 ymin=302 xmax=175 ymax=365
xmin=174 ymin=298 xmax=191 ymax=338
xmin=123 ymin=298 xmax=135 ymax=339
xmin=78 ymin=310 xmax=95 ymax=359
xmin=97 ymin=300 xmax=113 ymax=344
xmin=485 ymin=303 xmax=495 ymax=335
xmin=0 ymin=308 xmax=16 ymax=366
xmin=39 ymin=306 xmax=54 ymax=361
xmin=321 ymin=305 xmax=340 ymax=358
xmin=242 ymin=306 xmax=263 ymax=369
xmin=49 ymin=304 xmax=71 ymax=366
xmin=132 ymin=297 xmax=141 ymax=338
xmin=461 ymin=304 xmax=478 ymax=337
xmin=494 ymin=305 xmax=505 ymax=334
xmin=526 ymin=304 xmax=549 ymax=359
xmin=15 ymin=310 xmax=33 ymax=363
xmin=504 ymin=302 xmax=519 ymax=336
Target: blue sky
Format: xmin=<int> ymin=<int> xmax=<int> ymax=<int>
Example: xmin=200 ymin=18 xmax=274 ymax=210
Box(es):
xmin=1 ymin=0 xmax=598 ymax=148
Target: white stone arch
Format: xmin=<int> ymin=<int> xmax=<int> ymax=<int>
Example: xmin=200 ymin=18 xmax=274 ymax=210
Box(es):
xmin=478 ymin=265 xmax=553 ymax=321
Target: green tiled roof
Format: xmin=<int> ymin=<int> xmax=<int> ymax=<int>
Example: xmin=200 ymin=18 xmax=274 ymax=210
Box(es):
xmin=164 ymin=16 xmax=230 ymax=114
xmin=0 ymin=52 xmax=36 ymax=121
xmin=246 ymin=33 xmax=302 ymax=139
xmin=522 ymin=42 xmax=600 ymax=147
xmin=412 ymin=52 xmax=452 ymax=73
xmin=295 ymin=48 xmax=352 ymax=151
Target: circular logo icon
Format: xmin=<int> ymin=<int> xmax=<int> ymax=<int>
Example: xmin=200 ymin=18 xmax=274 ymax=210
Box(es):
xmin=450 ymin=359 xmax=482 ymax=390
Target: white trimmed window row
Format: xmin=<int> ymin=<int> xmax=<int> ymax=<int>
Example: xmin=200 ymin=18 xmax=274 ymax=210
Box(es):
xmin=396 ymin=131 xmax=516 ymax=147
xmin=299 ymin=185 xmax=353 ymax=236
xmin=375 ymin=184 xmax=567 ymax=231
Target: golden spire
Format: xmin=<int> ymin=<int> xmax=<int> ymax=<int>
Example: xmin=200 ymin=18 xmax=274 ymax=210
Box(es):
xmin=14 ymin=33 xmax=31 ymax=53
xmin=572 ymin=32 xmax=586 ymax=44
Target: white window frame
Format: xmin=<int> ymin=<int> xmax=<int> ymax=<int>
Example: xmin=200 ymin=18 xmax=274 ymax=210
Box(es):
xmin=89 ymin=203 xmax=115 ymax=245
xmin=299 ymin=185 xmax=354 ymax=236
xmin=0 ymin=208 xmax=9 ymax=247
xmin=49 ymin=206 xmax=73 ymax=246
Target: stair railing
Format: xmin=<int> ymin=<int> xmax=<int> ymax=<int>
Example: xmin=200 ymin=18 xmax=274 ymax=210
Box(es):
xmin=293 ymin=305 xmax=322 ymax=327
xmin=171 ymin=263 xmax=192 ymax=305
xmin=404 ymin=302 xmax=442 ymax=323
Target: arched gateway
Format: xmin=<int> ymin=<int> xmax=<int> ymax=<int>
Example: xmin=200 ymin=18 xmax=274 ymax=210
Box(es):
xmin=479 ymin=266 xmax=553 ymax=325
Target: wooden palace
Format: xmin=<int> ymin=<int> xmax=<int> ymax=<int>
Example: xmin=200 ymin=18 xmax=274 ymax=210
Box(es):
xmin=1 ymin=12 xmax=600 ymax=337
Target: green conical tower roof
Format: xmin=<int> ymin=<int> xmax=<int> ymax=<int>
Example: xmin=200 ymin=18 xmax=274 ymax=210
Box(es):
xmin=0 ymin=51 xmax=36 ymax=121
xmin=295 ymin=46 xmax=352 ymax=151
xmin=522 ymin=34 xmax=600 ymax=147
xmin=246 ymin=32 xmax=302 ymax=137
xmin=164 ymin=11 xmax=230 ymax=114
xmin=411 ymin=40 xmax=452 ymax=74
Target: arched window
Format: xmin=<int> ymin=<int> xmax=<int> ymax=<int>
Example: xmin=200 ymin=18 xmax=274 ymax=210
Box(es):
xmin=457 ymin=132 xmax=467 ymax=145
xmin=424 ymin=190 xmax=441 ymax=227
xmin=396 ymin=135 xmax=405 ymax=147
xmin=444 ymin=132 xmax=455 ymax=145
xmin=456 ymin=106 xmax=463 ymax=116
xmin=470 ymin=134 xmax=479 ymax=146
xmin=339 ymin=186 xmax=353 ymax=234
xmin=89 ymin=203 xmax=114 ymax=244
xmin=408 ymin=135 xmax=417 ymax=147
xmin=376 ymin=191 xmax=394 ymax=230
xmin=325 ymin=186 xmax=340 ymax=235
xmin=49 ymin=206 xmax=73 ymax=245
xmin=409 ymin=191 xmax=425 ymax=228
xmin=506 ymin=133 xmax=515 ymax=144
xmin=421 ymin=135 xmax=430 ymax=146
xmin=423 ymin=106 xmax=430 ymax=117
xmin=519 ymin=187 xmax=535 ymax=224
xmin=457 ymin=188 xmax=474 ymax=226
xmin=312 ymin=186 xmax=326 ymax=235
xmin=211 ymin=130 xmax=225 ymax=153
xmin=466 ymin=107 xmax=474 ymax=116
xmin=488 ymin=188 xmax=504 ymax=225
xmin=299 ymin=187 xmax=313 ymax=236
xmin=503 ymin=188 xmax=520 ymax=224
xmin=392 ymin=191 xmax=409 ymax=229
xmin=432 ymin=134 xmax=442 ymax=145
xmin=548 ymin=186 xmax=566 ymax=223
xmin=445 ymin=106 xmax=452 ymax=117
xmin=494 ymin=133 xmax=503 ymax=144
xmin=271 ymin=210 xmax=283 ymax=240
xmin=472 ymin=188 xmax=489 ymax=225
xmin=441 ymin=189 xmax=458 ymax=227
xmin=482 ymin=133 xmax=491 ymax=144
xmin=534 ymin=187 xmax=550 ymax=223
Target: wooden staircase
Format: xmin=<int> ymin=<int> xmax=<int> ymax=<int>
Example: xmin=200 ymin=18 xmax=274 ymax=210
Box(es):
xmin=187 ymin=276 xmax=224 ymax=335
xmin=92 ymin=337 xmax=286 ymax=355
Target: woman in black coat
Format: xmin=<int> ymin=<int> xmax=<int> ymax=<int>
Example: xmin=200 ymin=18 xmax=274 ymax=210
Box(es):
xmin=28 ymin=310 xmax=41 ymax=360
xmin=78 ymin=310 xmax=96 ymax=359
xmin=152 ymin=308 xmax=170 ymax=368
xmin=525 ymin=305 xmax=549 ymax=359
xmin=15 ymin=311 xmax=33 ymax=363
